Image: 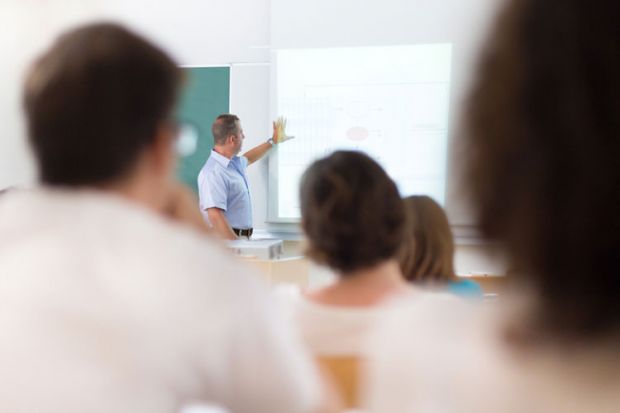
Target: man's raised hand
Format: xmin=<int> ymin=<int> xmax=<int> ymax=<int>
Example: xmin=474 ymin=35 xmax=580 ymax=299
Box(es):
xmin=272 ymin=116 xmax=295 ymax=144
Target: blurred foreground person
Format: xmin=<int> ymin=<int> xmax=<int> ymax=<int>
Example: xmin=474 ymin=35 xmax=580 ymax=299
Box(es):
xmin=399 ymin=195 xmax=482 ymax=297
xmin=364 ymin=1 xmax=620 ymax=412
xmin=0 ymin=23 xmax=331 ymax=413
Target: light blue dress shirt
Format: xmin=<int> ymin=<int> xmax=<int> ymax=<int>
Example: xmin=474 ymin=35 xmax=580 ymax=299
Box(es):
xmin=198 ymin=150 xmax=252 ymax=229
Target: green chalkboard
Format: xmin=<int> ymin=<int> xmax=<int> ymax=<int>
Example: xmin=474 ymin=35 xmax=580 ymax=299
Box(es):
xmin=175 ymin=67 xmax=230 ymax=192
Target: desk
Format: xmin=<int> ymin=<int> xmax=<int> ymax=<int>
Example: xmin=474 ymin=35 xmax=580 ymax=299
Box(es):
xmin=468 ymin=274 xmax=506 ymax=295
xmin=242 ymin=256 xmax=311 ymax=288
xmin=226 ymin=238 xmax=283 ymax=260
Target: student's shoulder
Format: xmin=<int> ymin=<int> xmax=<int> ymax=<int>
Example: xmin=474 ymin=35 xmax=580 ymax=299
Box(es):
xmin=371 ymin=293 xmax=485 ymax=354
xmin=91 ymin=197 xmax=225 ymax=267
xmin=128 ymin=211 xmax=227 ymax=263
xmin=122 ymin=212 xmax=268 ymax=298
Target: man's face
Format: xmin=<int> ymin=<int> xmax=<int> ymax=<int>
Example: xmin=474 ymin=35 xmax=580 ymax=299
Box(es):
xmin=232 ymin=121 xmax=245 ymax=154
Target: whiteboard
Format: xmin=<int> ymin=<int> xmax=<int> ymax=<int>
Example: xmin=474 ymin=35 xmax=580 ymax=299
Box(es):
xmin=269 ymin=0 xmax=504 ymax=227
xmin=269 ymin=44 xmax=452 ymax=221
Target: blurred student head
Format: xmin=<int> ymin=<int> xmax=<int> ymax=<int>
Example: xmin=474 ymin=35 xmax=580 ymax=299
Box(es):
xmin=23 ymin=22 xmax=181 ymax=207
xmin=399 ymin=195 xmax=456 ymax=284
xmin=300 ymin=150 xmax=405 ymax=274
xmin=465 ymin=0 xmax=619 ymax=340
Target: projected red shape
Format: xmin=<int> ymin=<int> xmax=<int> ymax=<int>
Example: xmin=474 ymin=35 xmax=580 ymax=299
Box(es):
xmin=346 ymin=126 xmax=369 ymax=141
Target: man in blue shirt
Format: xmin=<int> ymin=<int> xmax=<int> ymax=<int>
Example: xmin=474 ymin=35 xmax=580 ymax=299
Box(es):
xmin=198 ymin=114 xmax=291 ymax=239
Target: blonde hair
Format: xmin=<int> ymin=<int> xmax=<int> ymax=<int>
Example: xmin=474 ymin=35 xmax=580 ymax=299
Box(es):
xmin=399 ymin=195 xmax=456 ymax=283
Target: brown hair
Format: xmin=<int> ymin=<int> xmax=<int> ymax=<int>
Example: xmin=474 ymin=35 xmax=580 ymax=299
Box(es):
xmin=399 ymin=196 xmax=456 ymax=284
xmin=465 ymin=0 xmax=620 ymax=340
xmin=23 ymin=22 xmax=181 ymax=186
xmin=212 ymin=114 xmax=240 ymax=145
xmin=300 ymin=151 xmax=405 ymax=273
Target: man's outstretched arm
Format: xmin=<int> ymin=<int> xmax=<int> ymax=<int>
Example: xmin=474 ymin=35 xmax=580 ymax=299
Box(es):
xmin=243 ymin=140 xmax=273 ymax=165
xmin=243 ymin=117 xmax=295 ymax=165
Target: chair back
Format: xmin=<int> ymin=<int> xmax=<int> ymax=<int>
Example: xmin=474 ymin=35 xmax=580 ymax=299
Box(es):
xmin=316 ymin=355 xmax=362 ymax=409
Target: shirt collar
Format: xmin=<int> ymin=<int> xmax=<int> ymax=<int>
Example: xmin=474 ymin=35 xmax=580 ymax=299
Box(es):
xmin=210 ymin=149 xmax=232 ymax=168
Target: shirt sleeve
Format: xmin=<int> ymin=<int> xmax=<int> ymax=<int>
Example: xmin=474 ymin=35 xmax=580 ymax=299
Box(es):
xmin=239 ymin=155 xmax=249 ymax=170
xmin=200 ymin=169 xmax=228 ymax=211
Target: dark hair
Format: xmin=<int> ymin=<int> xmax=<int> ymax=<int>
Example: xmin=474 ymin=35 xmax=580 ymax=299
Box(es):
xmin=300 ymin=151 xmax=405 ymax=273
xmin=399 ymin=196 xmax=456 ymax=283
xmin=23 ymin=22 xmax=181 ymax=186
xmin=466 ymin=0 xmax=620 ymax=340
xmin=212 ymin=114 xmax=240 ymax=145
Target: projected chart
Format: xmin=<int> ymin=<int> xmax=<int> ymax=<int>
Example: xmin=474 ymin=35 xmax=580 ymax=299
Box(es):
xmin=272 ymin=44 xmax=452 ymax=220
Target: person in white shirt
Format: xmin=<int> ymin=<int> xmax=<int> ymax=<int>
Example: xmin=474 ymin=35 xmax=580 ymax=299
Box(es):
xmin=291 ymin=151 xmax=418 ymax=351
xmin=281 ymin=150 xmax=419 ymax=409
xmin=0 ymin=22 xmax=332 ymax=413
xmin=363 ymin=0 xmax=620 ymax=412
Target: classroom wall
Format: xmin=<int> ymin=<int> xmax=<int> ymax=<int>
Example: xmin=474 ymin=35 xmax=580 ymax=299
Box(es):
xmin=0 ymin=0 xmax=270 ymax=189
xmin=0 ymin=0 xmax=505 ymax=275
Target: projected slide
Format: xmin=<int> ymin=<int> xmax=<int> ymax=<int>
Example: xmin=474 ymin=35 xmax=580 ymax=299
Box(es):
xmin=272 ymin=44 xmax=452 ymax=220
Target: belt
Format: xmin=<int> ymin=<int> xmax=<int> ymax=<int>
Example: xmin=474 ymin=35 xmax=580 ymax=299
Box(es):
xmin=232 ymin=228 xmax=253 ymax=237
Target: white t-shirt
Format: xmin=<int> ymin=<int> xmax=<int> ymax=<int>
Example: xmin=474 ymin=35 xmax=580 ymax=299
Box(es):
xmin=278 ymin=289 xmax=423 ymax=357
xmin=363 ymin=294 xmax=620 ymax=413
xmin=0 ymin=188 xmax=320 ymax=413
